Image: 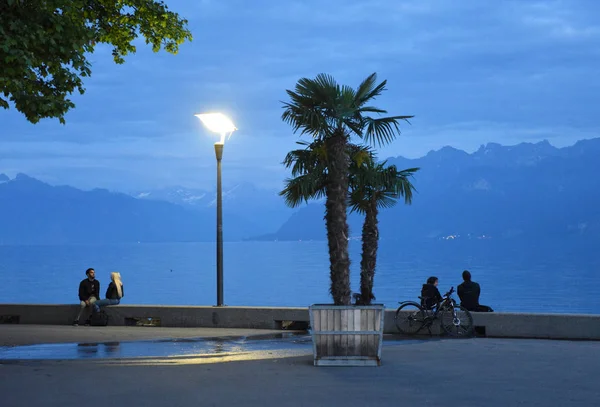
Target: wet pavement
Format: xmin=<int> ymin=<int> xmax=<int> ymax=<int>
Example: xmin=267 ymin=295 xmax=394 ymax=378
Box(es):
xmin=0 ymin=324 xmax=296 ymax=346
xmin=1 ymin=337 xmax=598 ymax=407
xmin=0 ymin=332 xmax=312 ymax=360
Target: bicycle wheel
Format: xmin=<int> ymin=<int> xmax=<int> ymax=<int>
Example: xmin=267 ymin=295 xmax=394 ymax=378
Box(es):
xmin=395 ymin=302 xmax=426 ymax=336
xmin=439 ymin=305 xmax=474 ymax=337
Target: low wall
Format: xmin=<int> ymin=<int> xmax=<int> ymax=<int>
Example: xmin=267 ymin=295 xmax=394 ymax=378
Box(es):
xmin=1 ymin=304 xmax=599 ymax=340
xmin=384 ymin=310 xmax=600 ymax=340
xmin=0 ymin=304 xmax=308 ymax=330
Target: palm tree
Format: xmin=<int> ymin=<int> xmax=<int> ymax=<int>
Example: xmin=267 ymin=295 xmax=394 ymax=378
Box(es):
xmin=282 ymin=73 xmax=412 ymax=305
xmin=282 ymin=142 xmax=418 ymax=306
xmin=349 ymin=160 xmax=418 ymax=305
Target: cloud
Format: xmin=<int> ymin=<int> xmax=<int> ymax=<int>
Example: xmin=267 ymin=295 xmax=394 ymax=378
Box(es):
xmin=518 ymin=0 xmax=600 ymax=39
xmin=0 ymin=0 xmax=598 ymax=192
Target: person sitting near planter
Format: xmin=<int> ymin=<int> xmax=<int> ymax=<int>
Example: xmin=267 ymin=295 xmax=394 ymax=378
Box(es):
xmin=94 ymin=272 xmax=124 ymax=312
xmin=421 ymin=276 xmax=443 ymax=309
xmin=457 ymin=270 xmax=493 ymax=312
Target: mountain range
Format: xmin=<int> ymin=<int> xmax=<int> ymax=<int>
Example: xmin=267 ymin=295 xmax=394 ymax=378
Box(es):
xmin=130 ymin=182 xmax=294 ymax=235
xmin=0 ymin=174 xmax=257 ymax=244
xmin=267 ymin=138 xmax=600 ymax=242
xmin=1 ymin=138 xmax=598 ymax=244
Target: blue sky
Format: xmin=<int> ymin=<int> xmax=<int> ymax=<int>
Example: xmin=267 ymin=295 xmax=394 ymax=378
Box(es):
xmin=0 ymin=0 xmax=599 ymax=192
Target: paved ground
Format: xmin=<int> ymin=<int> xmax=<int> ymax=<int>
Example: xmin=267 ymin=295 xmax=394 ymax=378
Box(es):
xmin=0 ymin=324 xmax=293 ymax=346
xmin=1 ymin=335 xmax=598 ymax=406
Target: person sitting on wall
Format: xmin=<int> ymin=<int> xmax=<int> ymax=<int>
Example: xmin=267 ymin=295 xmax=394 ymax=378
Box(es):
xmin=94 ymin=272 xmax=124 ymax=312
xmin=73 ymin=268 xmax=100 ymax=326
xmin=457 ymin=270 xmax=494 ymax=312
xmin=421 ymin=276 xmax=443 ymax=309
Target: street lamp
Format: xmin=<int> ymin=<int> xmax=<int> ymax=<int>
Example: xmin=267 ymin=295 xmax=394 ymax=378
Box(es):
xmin=195 ymin=112 xmax=237 ymax=307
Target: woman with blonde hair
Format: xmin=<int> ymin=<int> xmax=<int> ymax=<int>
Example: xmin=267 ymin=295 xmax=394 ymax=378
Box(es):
xmin=94 ymin=272 xmax=124 ymax=312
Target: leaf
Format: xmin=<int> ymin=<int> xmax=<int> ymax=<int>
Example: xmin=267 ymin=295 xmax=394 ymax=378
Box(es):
xmin=0 ymin=0 xmax=192 ymax=124
xmin=363 ymin=116 xmax=414 ymax=147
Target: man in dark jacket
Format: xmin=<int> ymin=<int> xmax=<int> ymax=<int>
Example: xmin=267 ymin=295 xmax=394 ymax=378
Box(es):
xmin=457 ymin=270 xmax=493 ymax=312
xmin=73 ymin=268 xmax=100 ymax=326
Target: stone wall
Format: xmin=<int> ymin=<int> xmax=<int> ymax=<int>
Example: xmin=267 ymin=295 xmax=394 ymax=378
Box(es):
xmin=1 ymin=304 xmax=598 ymax=340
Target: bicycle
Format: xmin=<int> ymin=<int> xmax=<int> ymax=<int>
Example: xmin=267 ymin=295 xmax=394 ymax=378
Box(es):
xmin=394 ymin=287 xmax=474 ymax=337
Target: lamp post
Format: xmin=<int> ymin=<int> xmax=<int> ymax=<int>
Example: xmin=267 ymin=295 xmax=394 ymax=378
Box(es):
xmin=194 ymin=112 xmax=237 ymax=307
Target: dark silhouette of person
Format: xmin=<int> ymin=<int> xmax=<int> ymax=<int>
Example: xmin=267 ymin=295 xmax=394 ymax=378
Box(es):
xmin=421 ymin=276 xmax=443 ymax=309
xmin=73 ymin=268 xmax=100 ymax=326
xmin=457 ymin=270 xmax=493 ymax=312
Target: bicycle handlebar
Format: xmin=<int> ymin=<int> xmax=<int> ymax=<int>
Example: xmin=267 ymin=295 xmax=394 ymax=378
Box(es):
xmin=443 ymin=286 xmax=455 ymax=298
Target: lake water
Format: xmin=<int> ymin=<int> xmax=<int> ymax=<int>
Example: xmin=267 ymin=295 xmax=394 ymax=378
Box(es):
xmin=0 ymin=240 xmax=598 ymax=314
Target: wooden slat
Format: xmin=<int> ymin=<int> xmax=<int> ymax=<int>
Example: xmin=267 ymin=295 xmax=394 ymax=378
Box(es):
xmin=374 ymin=308 xmax=381 ymax=331
xmin=319 ymin=309 xmax=326 ymax=357
xmin=360 ymin=309 xmax=368 ymax=356
xmin=311 ymin=308 xmax=320 ymax=360
xmin=380 ymin=308 xmax=384 ymax=356
xmin=326 ymin=308 xmax=334 ymax=356
xmin=366 ymin=309 xmax=375 ymax=355
xmin=347 ymin=308 xmax=354 ymax=357
xmin=375 ymin=308 xmax=381 ymax=354
xmin=340 ymin=309 xmax=348 ymax=357
xmin=333 ymin=308 xmax=341 ymax=356
xmin=332 ymin=309 xmax=338 ymax=356
xmin=353 ymin=309 xmax=361 ymax=356
xmin=312 ymin=308 xmax=320 ymax=333
xmin=320 ymin=309 xmax=328 ymax=357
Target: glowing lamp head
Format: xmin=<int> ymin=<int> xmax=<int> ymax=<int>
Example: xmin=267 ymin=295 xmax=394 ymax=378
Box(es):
xmin=195 ymin=113 xmax=237 ymax=143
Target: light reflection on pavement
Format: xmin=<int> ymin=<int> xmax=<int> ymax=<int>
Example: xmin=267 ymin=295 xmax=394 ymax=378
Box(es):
xmin=0 ymin=333 xmax=314 ymax=363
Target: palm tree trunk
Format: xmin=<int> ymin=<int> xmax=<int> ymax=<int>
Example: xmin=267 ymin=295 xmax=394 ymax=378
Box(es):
xmin=359 ymin=199 xmax=379 ymax=305
xmin=324 ymin=131 xmax=351 ymax=305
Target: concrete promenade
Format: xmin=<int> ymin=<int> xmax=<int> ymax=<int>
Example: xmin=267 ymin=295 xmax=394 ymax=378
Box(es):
xmin=1 ymin=326 xmax=599 ymax=406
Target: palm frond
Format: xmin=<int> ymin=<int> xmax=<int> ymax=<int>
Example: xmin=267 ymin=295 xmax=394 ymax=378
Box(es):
xmin=279 ymin=173 xmax=327 ymax=208
xmin=373 ymin=193 xmax=397 ymax=209
xmin=357 ymin=106 xmax=388 ymax=115
xmin=282 ymin=141 xmax=328 ymax=177
xmin=338 ymin=85 xmax=357 ymax=118
xmin=354 ymin=73 xmax=387 ymax=106
xmin=363 ymin=115 xmax=413 ymax=147
xmin=348 ymin=189 xmax=370 ymax=214
xmin=349 ymin=160 xmax=419 ymax=211
xmin=281 ymin=98 xmax=325 ymax=138
xmin=312 ymin=73 xmax=339 ymax=96
xmin=281 ymin=72 xmax=413 ymax=148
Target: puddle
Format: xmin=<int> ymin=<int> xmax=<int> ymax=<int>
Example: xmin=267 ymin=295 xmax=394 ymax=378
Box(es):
xmin=0 ymin=334 xmax=313 ymax=361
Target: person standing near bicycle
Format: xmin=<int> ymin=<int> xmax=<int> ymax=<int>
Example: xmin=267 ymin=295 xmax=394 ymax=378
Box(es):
xmin=421 ymin=276 xmax=443 ymax=309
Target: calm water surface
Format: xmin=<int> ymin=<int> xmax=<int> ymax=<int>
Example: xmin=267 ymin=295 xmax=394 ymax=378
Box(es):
xmin=0 ymin=240 xmax=597 ymax=314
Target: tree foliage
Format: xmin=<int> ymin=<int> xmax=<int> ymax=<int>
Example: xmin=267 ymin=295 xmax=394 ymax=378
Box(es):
xmin=281 ymin=139 xmax=418 ymax=211
xmin=282 ymin=73 xmax=413 ymax=147
xmin=0 ymin=0 xmax=192 ymax=123
xmin=280 ymin=138 xmax=419 ymax=305
xmin=281 ymin=73 xmax=412 ymax=305
xmin=280 ymin=140 xmax=372 ymax=208
xmin=348 ymin=160 xmax=418 ymax=215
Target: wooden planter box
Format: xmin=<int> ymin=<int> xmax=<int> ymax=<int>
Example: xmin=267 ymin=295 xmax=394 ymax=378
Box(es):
xmin=309 ymin=304 xmax=385 ymax=366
